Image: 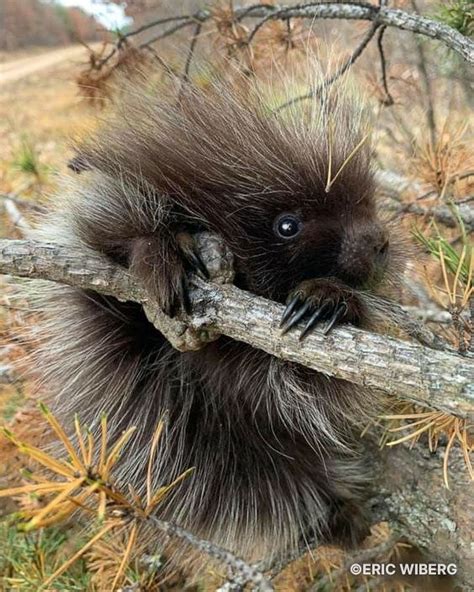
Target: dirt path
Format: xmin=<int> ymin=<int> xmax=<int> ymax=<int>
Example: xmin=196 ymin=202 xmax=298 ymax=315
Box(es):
xmin=0 ymin=45 xmax=96 ymax=85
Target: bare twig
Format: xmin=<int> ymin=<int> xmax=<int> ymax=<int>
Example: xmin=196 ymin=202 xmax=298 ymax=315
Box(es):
xmin=386 ymin=200 xmax=474 ymax=232
xmin=274 ymin=21 xmax=380 ymax=111
xmin=376 ymin=26 xmax=394 ymax=106
xmin=234 ymin=2 xmax=474 ymax=63
xmin=0 ymin=193 xmax=46 ymax=213
xmin=125 ymin=14 xmax=192 ymax=40
xmin=95 ymin=2 xmax=474 ymax=75
xmin=182 ymin=21 xmax=202 ymax=84
xmin=1 ymin=238 xmax=472 ymax=419
xmin=235 ymin=3 xmax=277 ymax=22
xmin=148 ymin=516 xmax=274 ymax=591
xmin=246 ymin=6 xmax=294 ymax=45
xmin=138 ymin=20 xmax=196 ymax=50
xmin=410 ymin=0 xmax=437 ymax=146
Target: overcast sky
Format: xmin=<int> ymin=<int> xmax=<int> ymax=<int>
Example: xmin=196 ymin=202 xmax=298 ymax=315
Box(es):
xmin=56 ymin=0 xmax=131 ymax=29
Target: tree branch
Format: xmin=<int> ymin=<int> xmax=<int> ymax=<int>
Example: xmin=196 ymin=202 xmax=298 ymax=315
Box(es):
xmin=263 ymin=440 xmax=474 ymax=589
xmin=1 ymin=238 xmax=473 ymax=419
xmin=371 ymin=442 xmax=474 ymax=589
xmin=274 ymin=20 xmax=380 ymax=112
xmin=233 ymin=3 xmax=474 ymax=64
xmin=98 ymin=3 xmax=474 ymax=73
xmin=148 ymin=516 xmax=274 ymax=591
xmin=386 ymin=200 xmax=474 ymax=232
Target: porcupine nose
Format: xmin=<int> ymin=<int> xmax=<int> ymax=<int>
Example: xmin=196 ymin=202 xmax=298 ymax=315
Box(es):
xmin=337 ymin=222 xmax=389 ymax=287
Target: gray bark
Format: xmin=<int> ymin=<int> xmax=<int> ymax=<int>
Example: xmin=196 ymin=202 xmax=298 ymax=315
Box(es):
xmin=373 ymin=442 xmax=474 ymax=590
xmin=1 ymin=237 xmax=473 ymax=420
xmin=136 ymin=3 xmax=474 ymax=64
xmin=227 ymin=3 xmax=474 ymax=64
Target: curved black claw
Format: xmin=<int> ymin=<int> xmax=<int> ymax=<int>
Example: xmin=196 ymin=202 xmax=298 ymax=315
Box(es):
xmin=299 ymin=300 xmax=333 ymax=341
xmin=281 ymin=301 xmax=311 ymax=335
xmin=280 ymin=295 xmax=300 ymax=328
xmin=186 ymin=250 xmax=210 ymax=280
xmin=323 ymin=301 xmax=348 ymax=335
xmin=280 ymin=292 xmax=352 ymax=340
xmin=167 ymin=233 xmax=211 ymax=318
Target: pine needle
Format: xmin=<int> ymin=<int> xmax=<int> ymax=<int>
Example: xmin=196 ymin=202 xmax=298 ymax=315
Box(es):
xmin=326 ymin=133 xmax=369 ymax=193
xmin=148 ymin=467 xmax=194 ymax=512
xmin=74 ymin=414 xmax=88 ymax=467
xmin=103 ymin=427 xmax=137 ymax=476
xmin=40 ymin=521 xmax=118 ymax=589
xmin=39 ymin=403 xmax=84 ymax=470
xmin=25 ymin=478 xmax=85 ymax=530
xmin=111 ymin=523 xmax=138 ymax=591
xmin=146 ymin=419 xmax=166 ymax=507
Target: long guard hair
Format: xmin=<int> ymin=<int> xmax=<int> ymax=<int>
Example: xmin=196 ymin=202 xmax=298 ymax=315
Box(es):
xmin=22 ymin=63 xmax=405 ymax=561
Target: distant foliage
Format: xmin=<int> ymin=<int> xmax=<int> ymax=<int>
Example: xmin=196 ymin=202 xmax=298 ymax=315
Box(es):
xmin=0 ymin=0 xmax=106 ymax=50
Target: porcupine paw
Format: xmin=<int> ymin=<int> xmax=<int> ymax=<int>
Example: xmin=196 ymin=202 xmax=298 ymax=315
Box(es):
xmin=299 ymin=500 xmax=369 ymax=550
xmin=328 ymin=499 xmax=371 ymax=549
xmin=130 ymin=231 xmax=209 ymax=318
xmin=280 ymin=278 xmax=364 ymax=340
xmin=167 ymin=231 xmax=210 ymax=317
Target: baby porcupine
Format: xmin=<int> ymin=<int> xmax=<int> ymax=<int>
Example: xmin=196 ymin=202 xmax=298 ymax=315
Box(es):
xmin=25 ymin=70 xmax=405 ymax=561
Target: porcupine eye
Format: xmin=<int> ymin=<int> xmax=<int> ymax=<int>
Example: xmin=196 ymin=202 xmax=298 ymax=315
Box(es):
xmin=274 ymin=213 xmax=303 ymax=240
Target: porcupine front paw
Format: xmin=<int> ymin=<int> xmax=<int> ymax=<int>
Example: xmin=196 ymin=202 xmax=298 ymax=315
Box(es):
xmin=328 ymin=499 xmax=371 ymax=549
xmin=129 ymin=231 xmax=209 ymax=318
xmin=299 ymin=499 xmax=370 ymax=550
xmin=280 ymin=278 xmax=365 ymax=340
xmin=170 ymin=232 xmax=210 ymax=316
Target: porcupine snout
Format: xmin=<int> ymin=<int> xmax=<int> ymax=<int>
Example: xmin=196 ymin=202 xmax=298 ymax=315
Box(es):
xmin=336 ymin=221 xmax=389 ymax=287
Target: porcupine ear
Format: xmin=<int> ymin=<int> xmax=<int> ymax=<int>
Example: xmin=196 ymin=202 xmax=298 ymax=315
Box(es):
xmin=68 ymin=152 xmax=91 ymax=174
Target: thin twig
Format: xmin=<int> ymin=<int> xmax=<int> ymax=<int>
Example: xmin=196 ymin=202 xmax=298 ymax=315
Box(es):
xmin=246 ymin=7 xmax=293 ymax=45
xmin=138 ymin=20 xmax=196 ymax=49
xmin=141 ymin=46 xmax=177 ymax=78
xmin=376 ymin=26 xmax=394 ymax=106
xmin=125 ymin=14 xmax=192 ymax=40
xmin=235 ymin=3 xmax=276 ymax=22
xmin=182 ymin=21 xmax=202 ymax=84
xmin=274 ymin=21 xmax=380 ymax=112
xmin=148 ymin=516 xmax=274 ymax=591
xmin=385 ymin=200 xmax=474 ymax=232
xmin=93 ymin=2 xmax=474 ymax=75
xmin=410 ymin=0 xmax=437 ymax=146
xmin=285 ymin=17 xmax=292 ymax=52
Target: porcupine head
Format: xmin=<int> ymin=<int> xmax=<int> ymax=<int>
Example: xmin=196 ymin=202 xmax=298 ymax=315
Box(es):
xmin=25 ymin=61 xmax=406 ymax=564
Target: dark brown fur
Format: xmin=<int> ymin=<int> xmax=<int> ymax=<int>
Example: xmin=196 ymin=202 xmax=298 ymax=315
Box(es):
xmin=27 ymin=73 xmax=405 ymax=561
